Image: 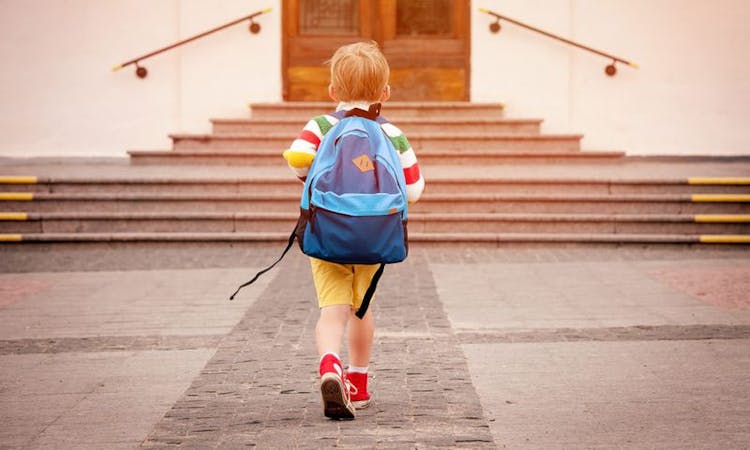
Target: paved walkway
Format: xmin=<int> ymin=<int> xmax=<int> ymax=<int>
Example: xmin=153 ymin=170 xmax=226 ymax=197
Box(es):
xmin=0 ymin=245 xmax=749 ymax=448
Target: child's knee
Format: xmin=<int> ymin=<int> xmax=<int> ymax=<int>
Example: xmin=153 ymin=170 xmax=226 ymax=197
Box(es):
xmin=319 ymin=304 xmax=351 ymax=322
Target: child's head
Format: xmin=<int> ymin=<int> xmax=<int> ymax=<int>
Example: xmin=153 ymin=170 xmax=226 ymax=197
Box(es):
xmin=328 ymin=41 xmax=390 ymax=103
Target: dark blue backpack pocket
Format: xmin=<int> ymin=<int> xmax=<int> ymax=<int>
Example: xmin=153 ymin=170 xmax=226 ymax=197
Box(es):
xmin=302 ymin=206 xmax=407 ymax=264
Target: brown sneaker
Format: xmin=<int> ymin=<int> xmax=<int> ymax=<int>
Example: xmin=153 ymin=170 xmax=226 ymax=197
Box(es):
xmin=319 ymin=354 xmax=355 ymax=420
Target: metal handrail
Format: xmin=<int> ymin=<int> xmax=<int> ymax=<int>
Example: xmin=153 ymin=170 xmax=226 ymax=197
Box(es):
xmin=112 ymin=7 xmax=272 ymax=79
xmin=479 ymin=7 xmax=638 ymax=76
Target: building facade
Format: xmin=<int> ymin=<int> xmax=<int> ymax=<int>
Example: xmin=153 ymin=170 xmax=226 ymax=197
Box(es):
xmin=1 ymin=0 xmax=749 ymax=157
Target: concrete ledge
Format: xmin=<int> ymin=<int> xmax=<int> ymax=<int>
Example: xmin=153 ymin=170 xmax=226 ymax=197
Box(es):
xmin=7 ymin=231 xmax=744 ymax=244
xmin=211 ymin=117 xmax=542 ymax=135
xmin=3 ymin=212 xmax=747 ymax=235
xmin=167 ymin=133 xmax=584 ymax=152
xmin=128 ymin=150 xmax=626 ymax=166
xmin=248 ymin=101 xmax=506 ymax=120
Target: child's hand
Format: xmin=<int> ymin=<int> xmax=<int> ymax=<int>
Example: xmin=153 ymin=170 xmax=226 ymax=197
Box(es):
xmin=283 ymin=149 xmax=315 ymax=168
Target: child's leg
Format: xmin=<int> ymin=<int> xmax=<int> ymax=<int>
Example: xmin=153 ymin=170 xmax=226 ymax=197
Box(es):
xmin=348 ymin=263 xmax=379 ymax=367
xmin=316 ymin=304 xmax=356 ymax=420
xmin=311 ymin=258 xmax=355 ymax=357
xmin=316 ymin=304 xmax=351 ymax=357
xmin=347 ymin=308 xmax=374 ymax=367
xmin=346 ymin=308 xmax=373 ymax=409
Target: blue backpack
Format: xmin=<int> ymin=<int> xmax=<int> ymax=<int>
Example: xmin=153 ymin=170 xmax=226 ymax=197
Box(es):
xmin=231 ymin=104 xmax=409 ymax=319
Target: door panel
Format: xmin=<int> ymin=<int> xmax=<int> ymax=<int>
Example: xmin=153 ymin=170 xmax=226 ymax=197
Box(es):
xmin=283 ymin=0 xmax=469 ymax=101
xmin=286 ymin=66 xmax=330 ymax=101
xmin=389 ymin=68 xmax=465 ymax=101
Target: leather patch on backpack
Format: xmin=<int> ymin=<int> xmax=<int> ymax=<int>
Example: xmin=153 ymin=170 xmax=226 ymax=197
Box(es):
xmin=352 ymin=154 xmax=375 ymax=173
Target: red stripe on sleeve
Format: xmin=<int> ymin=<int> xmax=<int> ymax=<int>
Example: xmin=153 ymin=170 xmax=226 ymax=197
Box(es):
xmin=298 ymin=130 xmax=321 ymax=147
xmin=403 ymin=164 xmax=421 ymax=185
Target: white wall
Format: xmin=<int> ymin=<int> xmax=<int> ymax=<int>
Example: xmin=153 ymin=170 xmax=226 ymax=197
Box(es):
xmin=0 ymin=0 xmax=281 ymax=157
xmin=177 ymin=0 xmax=281 ymax=133
xmin=472 ymin=0 xmax=750 ymax=155
xmin=1 ymin=0 xmax=748 ymax=157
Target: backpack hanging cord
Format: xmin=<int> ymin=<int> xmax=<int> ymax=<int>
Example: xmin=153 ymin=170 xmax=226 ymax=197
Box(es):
xmin=229 ymin=229 xmax=296 ymax=300
xmin=230 ymin=230 xmax=385 ymax=319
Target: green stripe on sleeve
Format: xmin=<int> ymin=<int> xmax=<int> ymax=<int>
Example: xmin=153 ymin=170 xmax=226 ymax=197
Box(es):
xmin=388 ymin=134 xmax=411 ymax=154
xmin=313 ymin=115 xmax=335 ymax=136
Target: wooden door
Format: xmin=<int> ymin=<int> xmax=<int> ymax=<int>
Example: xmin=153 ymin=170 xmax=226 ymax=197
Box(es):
xmin=283 ymin=0 xmax=469 ymax=101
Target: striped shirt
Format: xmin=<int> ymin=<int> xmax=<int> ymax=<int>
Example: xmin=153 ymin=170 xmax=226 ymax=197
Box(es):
xmin=286 ymin=102 xmax=425 ymax=203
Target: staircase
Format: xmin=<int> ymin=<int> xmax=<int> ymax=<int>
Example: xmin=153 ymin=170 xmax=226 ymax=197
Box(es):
xmin=128 ymin=102 xmax=624 ymax=166
xmin=1 ymin=102 xmax=749 ymax=246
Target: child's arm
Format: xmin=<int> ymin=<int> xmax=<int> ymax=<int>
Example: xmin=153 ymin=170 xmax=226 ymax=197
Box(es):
xmin=381 ymin=122 xmax=425 ymax=204
xmin=283 ymin=117 xmax=325 ymax=181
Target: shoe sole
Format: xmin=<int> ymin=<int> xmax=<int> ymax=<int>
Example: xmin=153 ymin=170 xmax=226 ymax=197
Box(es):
xmin=352 ymin=398 xmax=371 ymax=410
xmin=320 ymin=373 xmax=355 ymax=420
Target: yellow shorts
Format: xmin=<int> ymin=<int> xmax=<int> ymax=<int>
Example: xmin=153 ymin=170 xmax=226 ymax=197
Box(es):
xmin=310 ymin=257 xmax=380 ymax=309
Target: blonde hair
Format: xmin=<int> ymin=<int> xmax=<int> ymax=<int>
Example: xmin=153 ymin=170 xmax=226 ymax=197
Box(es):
xmin=328 ymin=41 xmax=390 ymax=103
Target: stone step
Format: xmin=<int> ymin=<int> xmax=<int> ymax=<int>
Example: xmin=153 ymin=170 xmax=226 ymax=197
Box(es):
xmin=2 ymin=231 xmax=749 ymax=245
xmin=127 ymin=150 xmax=622 ymax=165
xmin=3 ymin=212 xmax=749 ymax=235
xmin=3 ymin=176 xmax=749 ymax=195
xmin=411 ymin=194 xmax=750 ymax=214
xmin=248 ymin=102 xmax=506 ymax=120
xmin=212 ymin=118 xmax=543 ymax=135
xmin=419 ymin=177 xmax=750 ymax=195
xmin=2 ymin=192 xmax=748 ymax=214
xmin=1 ymin=177 xmax=300 ymax=194
xmin=168 ymin=133 xmax=583 ymax=152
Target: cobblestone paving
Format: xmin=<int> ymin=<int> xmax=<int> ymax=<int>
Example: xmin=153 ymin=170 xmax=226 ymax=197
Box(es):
xmin=421 ymin=244 xmax=750 ymax=265
xmin=457 ymin=324 xmax=750 ymax=344
xmin=2 ymin=244 xmax=748 ymax=448
xmin=0 ymin=334 xmax=223 ymax=355
xmin=140 ymin=251 xmax=494 ymax=448
xmin=0 ymin=242 xmax=282 ymax=274
xmin=2 ymin=242 xmax=748 ymax=274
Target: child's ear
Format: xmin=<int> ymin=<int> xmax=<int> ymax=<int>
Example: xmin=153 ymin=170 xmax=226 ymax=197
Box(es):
xmin=328 ymin=84 xmax=338 ymax=101
xmin=379 ymin=85 xmax=391 ymax=102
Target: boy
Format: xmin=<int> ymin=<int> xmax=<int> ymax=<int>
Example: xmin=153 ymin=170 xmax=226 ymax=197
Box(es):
xmin=283 ymin=41 xmax=425 ymax=420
